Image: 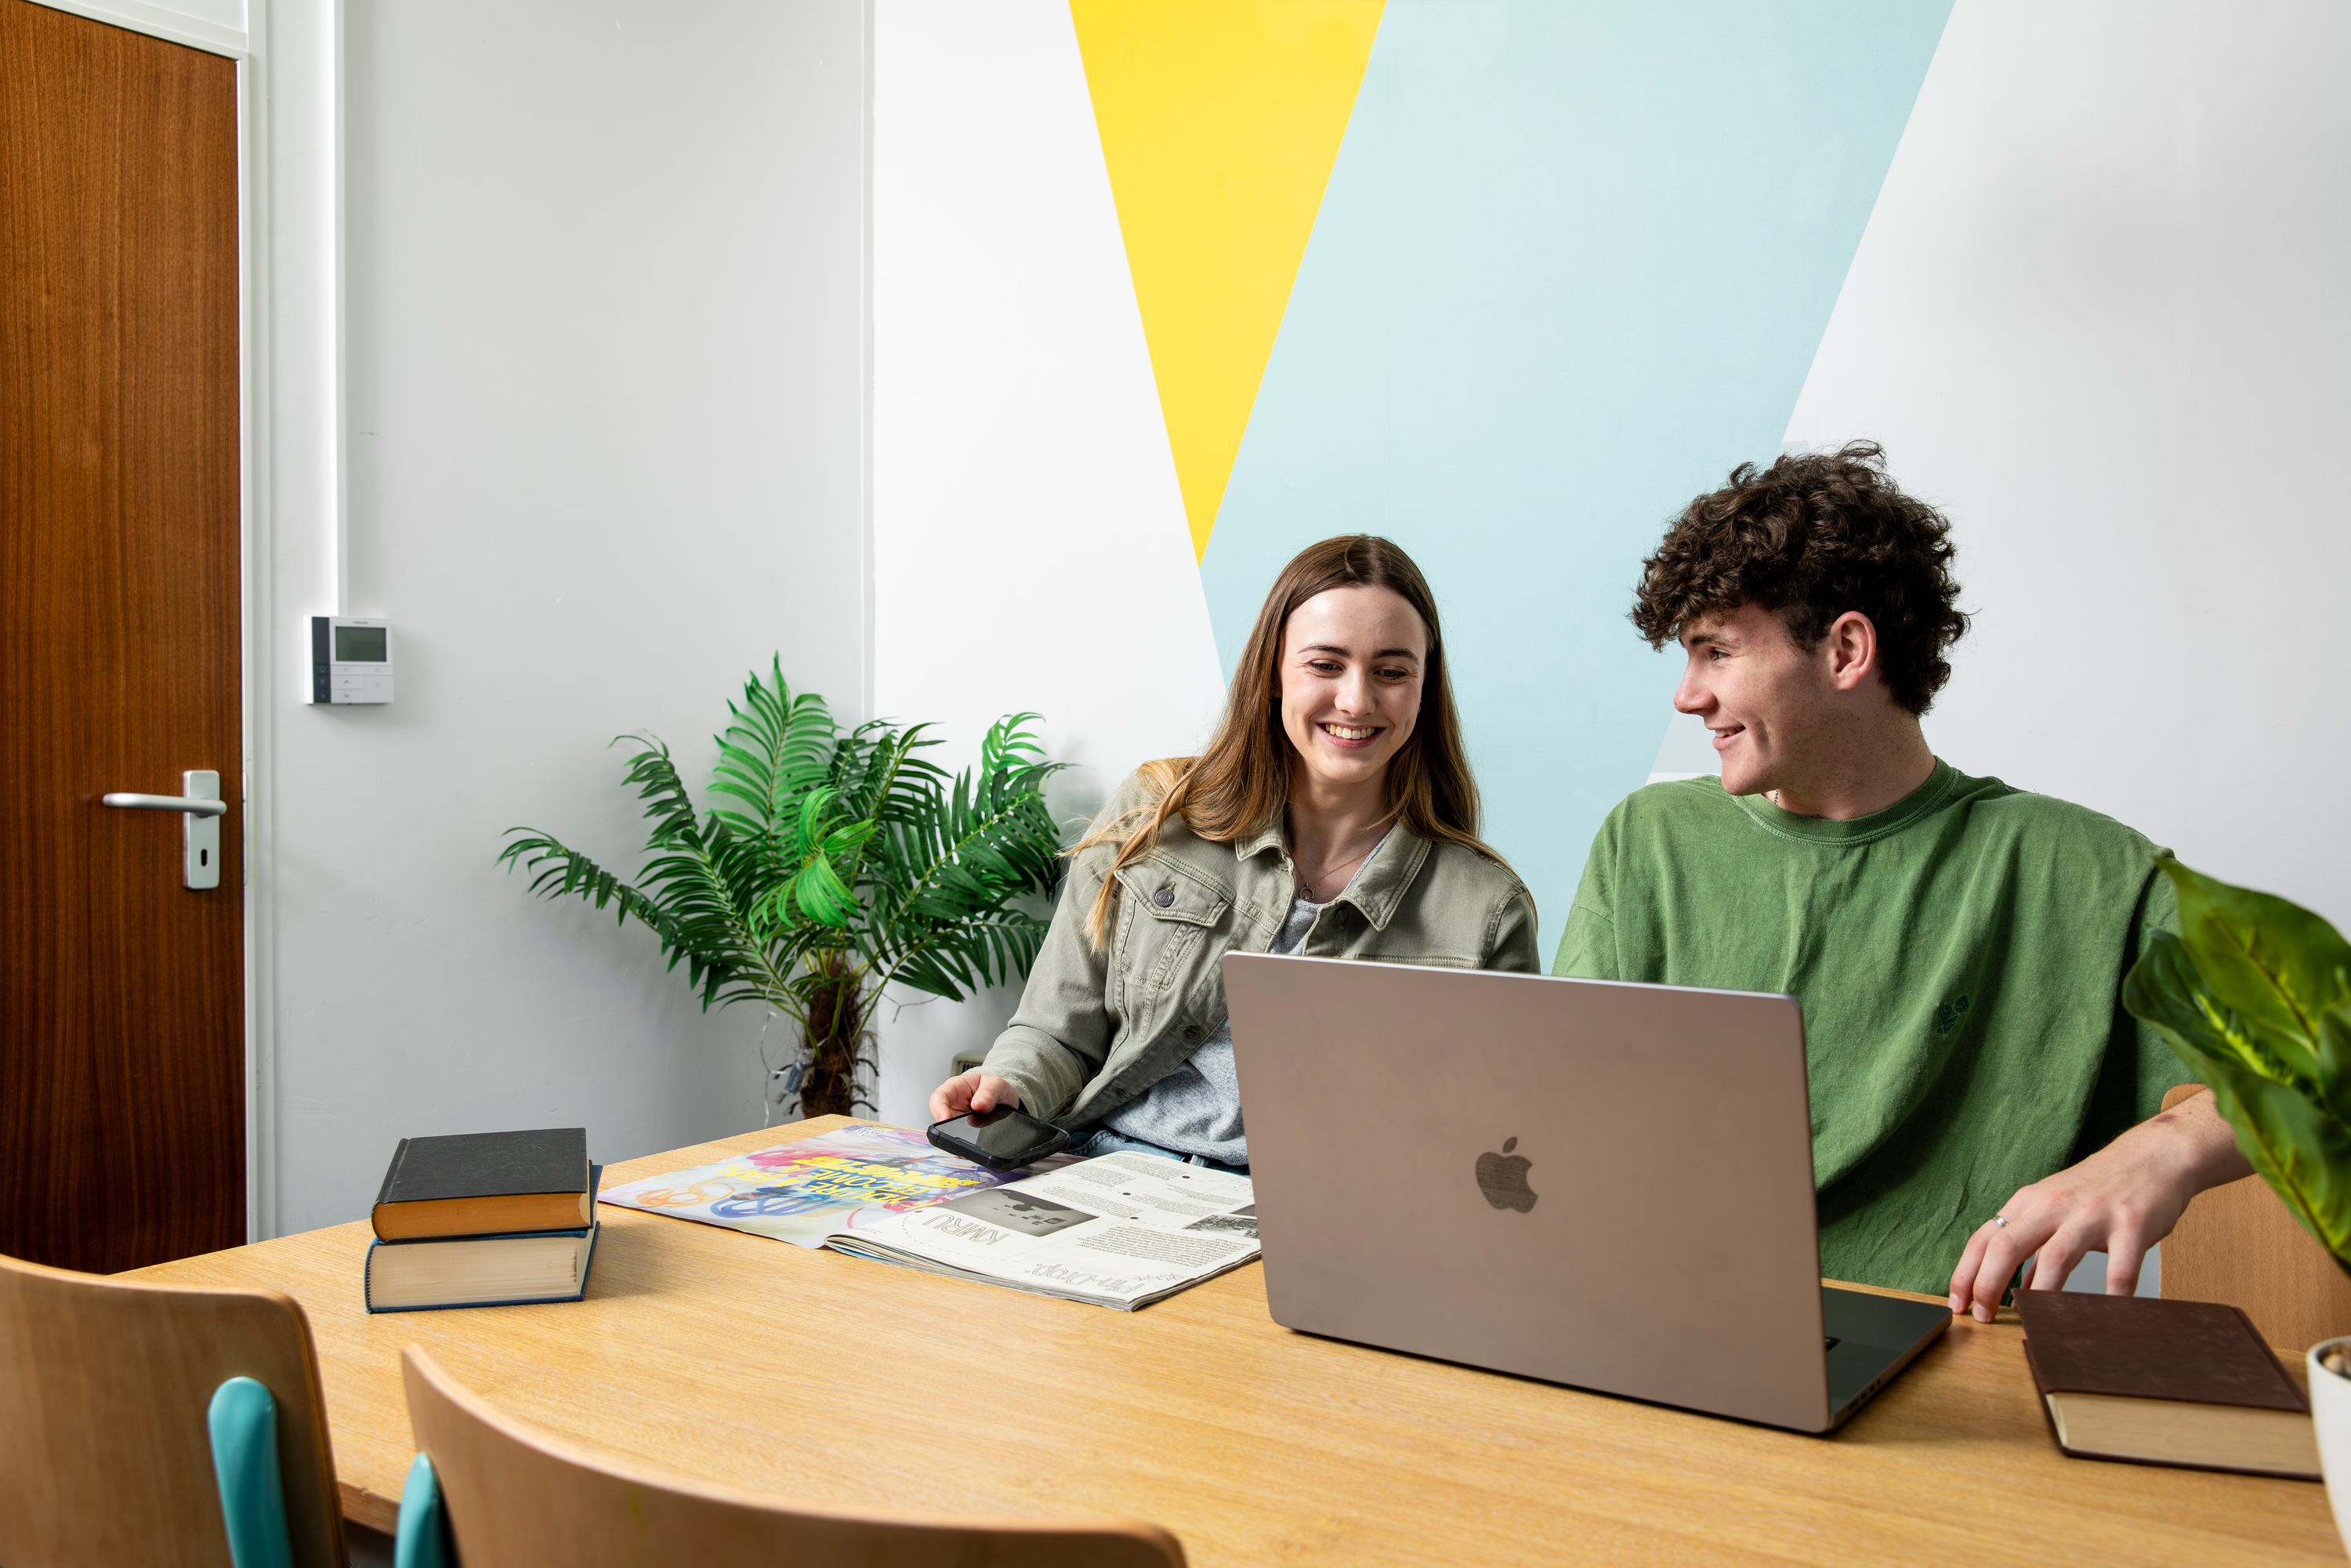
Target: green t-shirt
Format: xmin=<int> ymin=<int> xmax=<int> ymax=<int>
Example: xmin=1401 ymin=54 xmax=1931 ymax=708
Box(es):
xmin=1552 ymin=759 xmax=2192 ymax=1296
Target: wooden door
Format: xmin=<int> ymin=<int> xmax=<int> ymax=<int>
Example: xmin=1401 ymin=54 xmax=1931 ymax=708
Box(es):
xmin=1 ymin=0 xmax=245 ymax=1272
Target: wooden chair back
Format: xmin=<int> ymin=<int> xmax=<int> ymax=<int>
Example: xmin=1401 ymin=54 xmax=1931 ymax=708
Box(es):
xmin=2159 ymin=1084 xmax=2351 ymax=1352
xmin=401 ymin=1345 xmax=1186 ymax=1566
xmin=0 ymin=1250 xmax=346 ymax=1568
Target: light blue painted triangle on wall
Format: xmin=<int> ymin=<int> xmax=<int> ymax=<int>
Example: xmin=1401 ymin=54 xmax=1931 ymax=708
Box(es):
xmin=1200 ymin=0 xmax=1954 ymax=951
xmin=1649 ymin=713 xmax=1722 ymax=784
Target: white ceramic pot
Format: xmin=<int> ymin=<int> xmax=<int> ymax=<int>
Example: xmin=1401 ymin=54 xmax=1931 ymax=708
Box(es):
xmin=2307 ymin=1337 xmax=2351 ymax=1553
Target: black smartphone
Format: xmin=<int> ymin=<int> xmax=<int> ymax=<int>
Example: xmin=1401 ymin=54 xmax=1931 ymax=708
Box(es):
xmin=926 ymin=1106 xmax=1070 ymax=1172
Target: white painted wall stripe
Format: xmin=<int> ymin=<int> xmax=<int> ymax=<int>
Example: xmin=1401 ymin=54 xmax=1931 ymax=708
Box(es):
xmin=1784 ymin=0 xmax=2351 ymax=929
xmin=871 ymin=0 xmax=1227 ymax=1124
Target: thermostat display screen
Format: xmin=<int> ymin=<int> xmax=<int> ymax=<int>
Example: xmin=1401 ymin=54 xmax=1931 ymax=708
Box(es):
xmin=310 ymin=615 xmax=394 ymax=704
xmin=334 ymin=625 xmax=387 ymax=661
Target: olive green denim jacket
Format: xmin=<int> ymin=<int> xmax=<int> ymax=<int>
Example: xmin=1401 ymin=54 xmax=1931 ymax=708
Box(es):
xmin=982 ymin=776 xmax=1541 ymax=1128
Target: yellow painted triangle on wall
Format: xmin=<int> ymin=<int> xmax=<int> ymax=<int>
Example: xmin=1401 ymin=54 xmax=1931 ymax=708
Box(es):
xmin=1072 ymin=0 xmax=1386 ymax=562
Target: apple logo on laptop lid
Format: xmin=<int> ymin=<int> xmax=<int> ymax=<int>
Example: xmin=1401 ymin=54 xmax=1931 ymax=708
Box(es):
xmin=1476 ymin=1137 xmax=1537 ymax=1212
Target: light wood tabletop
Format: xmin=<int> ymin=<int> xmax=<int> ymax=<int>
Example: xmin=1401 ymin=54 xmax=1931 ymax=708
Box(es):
xmin=129 ymin=1117 xmax=2346 ymax=1566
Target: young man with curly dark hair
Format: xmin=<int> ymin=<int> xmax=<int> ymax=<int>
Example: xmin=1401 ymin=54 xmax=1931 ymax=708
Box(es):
xmin=1555 ymin=442 xmax=2249 ymax=1312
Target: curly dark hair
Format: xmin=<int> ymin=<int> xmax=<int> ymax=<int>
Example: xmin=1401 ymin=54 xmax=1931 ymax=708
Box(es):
xmin=1631 ymin=441 xmax=1969 ymax=715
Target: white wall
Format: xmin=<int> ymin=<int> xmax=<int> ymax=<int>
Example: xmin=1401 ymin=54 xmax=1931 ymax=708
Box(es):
xmin=1786 ymin=0 xmax=2351 ymax=929
xmin=266 ymin=0 xmax=868 ymax=1233
xmin=868 ymin=0 xmax=1227 ymax=1126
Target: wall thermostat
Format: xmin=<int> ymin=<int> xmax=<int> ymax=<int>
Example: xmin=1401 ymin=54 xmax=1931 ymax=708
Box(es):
xmin=311 ymin=616 xmax=394 ymax=704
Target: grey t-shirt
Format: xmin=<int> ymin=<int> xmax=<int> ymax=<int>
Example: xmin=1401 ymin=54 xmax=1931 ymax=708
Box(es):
xmin=1098 ymin=891 xmax=1323 ymax=1166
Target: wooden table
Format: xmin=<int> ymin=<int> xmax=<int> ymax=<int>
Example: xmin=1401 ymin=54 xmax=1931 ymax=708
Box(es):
xmin=130 ymin=1117 xmax=2346 ymax=1565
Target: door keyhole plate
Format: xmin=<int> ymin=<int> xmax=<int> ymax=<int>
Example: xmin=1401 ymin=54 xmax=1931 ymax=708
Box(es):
xmin=183 ymin=770 xmax=220 ymax=890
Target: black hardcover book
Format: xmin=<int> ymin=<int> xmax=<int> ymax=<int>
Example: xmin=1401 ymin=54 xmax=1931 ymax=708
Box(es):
xmin=372 ymin=1128 xmax=592 ymax=1240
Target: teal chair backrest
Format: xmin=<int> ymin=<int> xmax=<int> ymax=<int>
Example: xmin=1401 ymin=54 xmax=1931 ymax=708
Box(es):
xmin=211 ymin=1372 xmax=454 ymax=1568
xmin=209 ymin=1378 xmax=298 ymax=1568
xmin=397 ymin=1454 xmax=455 ymax=1568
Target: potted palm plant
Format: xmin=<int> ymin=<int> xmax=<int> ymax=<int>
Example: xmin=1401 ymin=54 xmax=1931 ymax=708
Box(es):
xmin=2121 ymin=858 xmax=2351 ymax=1542
xmin=500 ymin=659 xmax=1066 ymax=1119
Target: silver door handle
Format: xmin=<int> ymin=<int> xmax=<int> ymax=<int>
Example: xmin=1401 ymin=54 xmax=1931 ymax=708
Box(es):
xmin=103 ymin=792 xmax=229 ymax=817
xmin=102 ymin=771 xmax=225 ymax=889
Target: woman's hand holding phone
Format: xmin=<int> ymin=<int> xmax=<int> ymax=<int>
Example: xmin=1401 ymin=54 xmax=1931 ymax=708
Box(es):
xmin=928 ymin=1070 xmax=1020 ymax=1122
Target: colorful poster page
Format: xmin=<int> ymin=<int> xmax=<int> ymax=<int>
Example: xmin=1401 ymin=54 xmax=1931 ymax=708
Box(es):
xmin=596 ymin=1121 xmax=1072 ymax=1248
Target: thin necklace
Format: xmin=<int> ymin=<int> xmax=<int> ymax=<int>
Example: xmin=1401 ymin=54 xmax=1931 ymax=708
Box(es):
xmin=1297 ymin=827 xmax=1384 ymax=902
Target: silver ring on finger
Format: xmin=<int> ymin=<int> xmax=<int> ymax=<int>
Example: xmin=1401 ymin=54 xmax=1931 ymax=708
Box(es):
xmin=1991 ymin=1215 xmax=2010 ymax=1229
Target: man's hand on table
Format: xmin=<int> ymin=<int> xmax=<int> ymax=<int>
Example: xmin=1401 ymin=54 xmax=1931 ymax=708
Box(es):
xmin=1947 ymin=1086 xmax=2251 ymax=1321
xmin=928 ymin=1071 xmax=1021 ymax=1122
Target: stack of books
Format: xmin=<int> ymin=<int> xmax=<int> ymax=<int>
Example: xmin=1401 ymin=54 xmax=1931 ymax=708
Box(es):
xmin=363 ymin=1128 xmax=603 ymax=1313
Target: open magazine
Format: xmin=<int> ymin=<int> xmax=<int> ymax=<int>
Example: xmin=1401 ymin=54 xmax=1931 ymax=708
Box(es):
xmin=599 ymin=1123 xmax=1257 ymax=1309
xmin=597 ymin=1121 xmax=1073 ymax=1247
xmin=821 ymin=1150 xmax=1259 ymax=1310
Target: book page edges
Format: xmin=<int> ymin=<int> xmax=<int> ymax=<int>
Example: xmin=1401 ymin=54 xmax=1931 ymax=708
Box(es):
xmin=2045 ymin=1391 xmax=2321 ymax=1479
xmin=372 ymin=1190 xmax=589 ymax=1240
xmin=364 ymin=1224 xmax=600 ymax=1313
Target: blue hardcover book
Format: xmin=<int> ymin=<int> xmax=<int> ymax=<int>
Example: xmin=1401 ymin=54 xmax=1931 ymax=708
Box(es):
xmin=364 ymin=1220 xmax=601 ymax=1313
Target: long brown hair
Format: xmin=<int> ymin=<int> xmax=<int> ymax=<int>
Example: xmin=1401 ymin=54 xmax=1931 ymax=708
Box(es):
xmin=1080 ymin=534 xmax=1507 ymax=947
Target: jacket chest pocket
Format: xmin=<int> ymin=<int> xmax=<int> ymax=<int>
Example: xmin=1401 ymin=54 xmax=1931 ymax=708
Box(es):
xmin=1110 ymin=865 xmax=1231 ymax=1030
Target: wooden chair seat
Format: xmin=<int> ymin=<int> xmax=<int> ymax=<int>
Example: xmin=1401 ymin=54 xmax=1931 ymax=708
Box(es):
xmin=402 ymin=1344 xmax=1185 ymax=1566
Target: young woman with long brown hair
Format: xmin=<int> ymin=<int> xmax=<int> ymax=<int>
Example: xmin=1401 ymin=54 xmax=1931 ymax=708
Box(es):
xmin=927 ymin=535 xmax=1538 ymax=1172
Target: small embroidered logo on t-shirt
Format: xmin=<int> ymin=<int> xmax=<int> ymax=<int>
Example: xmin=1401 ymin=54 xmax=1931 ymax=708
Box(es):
xmin=1934 ymin=994 xmax=1972 ymax=1036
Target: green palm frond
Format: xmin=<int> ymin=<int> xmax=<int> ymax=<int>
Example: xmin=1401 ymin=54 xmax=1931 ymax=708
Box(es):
xmin=859 ymin=712 xmax=1067 ymax=1002
xmin=708 ymin=657 xmax=837 ymax=839
xmin=497 ymin=820 xmax=773 ymax=1013
xmin=501 ymin=660 xmax=1067 ymax=1046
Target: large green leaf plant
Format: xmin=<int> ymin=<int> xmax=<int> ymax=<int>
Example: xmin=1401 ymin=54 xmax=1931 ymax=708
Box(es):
xmin=499 ymin=658 xmax=1067 ymax=1119
xmin=2121 ymin=858 xmax=2351 ymax=1280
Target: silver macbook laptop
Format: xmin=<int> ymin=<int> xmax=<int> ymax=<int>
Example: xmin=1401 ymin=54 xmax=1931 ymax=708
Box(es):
xmin=1222 ymin=954 xmax=1949 ymax=1433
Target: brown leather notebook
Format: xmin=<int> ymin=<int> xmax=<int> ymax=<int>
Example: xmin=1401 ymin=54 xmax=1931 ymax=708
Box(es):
xmin=2016 ymin=1291 xmax=2318 ymax=1481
